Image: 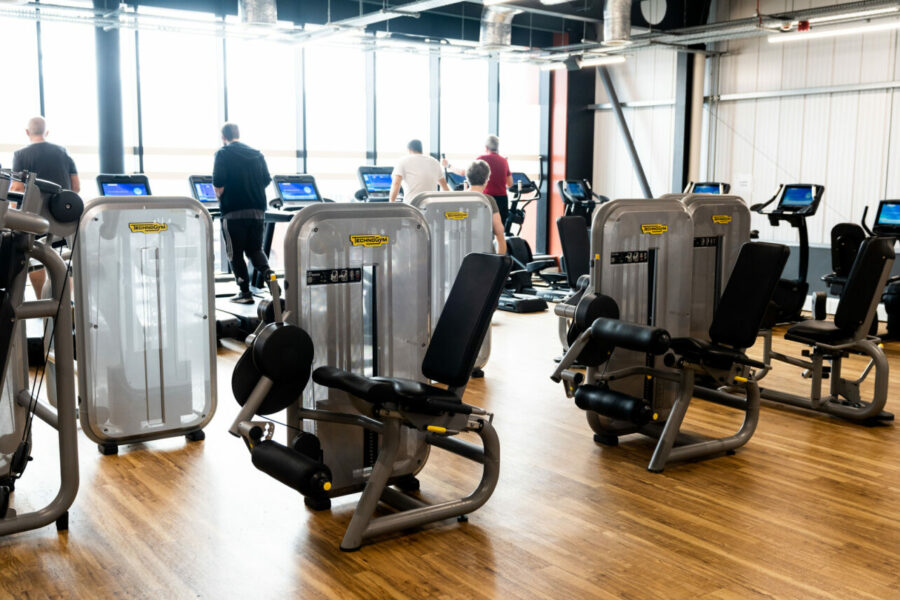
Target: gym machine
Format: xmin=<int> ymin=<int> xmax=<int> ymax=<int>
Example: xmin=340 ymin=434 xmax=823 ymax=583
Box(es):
xmin=229 ymin=203 xmax=509 ymax=550
xmin=356 ymin=166 xmax=395 ymax=202
xmin=750 ymin=184 xmax=824 ymax=323
xmin=0 ymin=170 xmax=81 ymax=534
xmin=73 ymin=196 xmax=216 ymax=454
xmin=756 ymin=236 xmax=895 ymax=423
xmin=409 ymin=191 xmax=494 ymax=377
xmin=557 ymin=179 xmax=608 ymax=227
xmin=553 ymin=240 xmax=788 ymax=471
xmin=97 ymin=173 xmax=151 ymax=197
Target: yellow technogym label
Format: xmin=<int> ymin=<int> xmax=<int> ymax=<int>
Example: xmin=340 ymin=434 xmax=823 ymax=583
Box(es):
xmin=641 ymin=224 xmax=667 ymax=235
xmin=349 ymin=234 xmax=390 ymax=247
xmin=444 ymin=211 xmax=468 ymax=220
xmin=128 ymin=222 xmax=167 ymax=234
xmin=712 ymin=214 xmax=733 ymax=225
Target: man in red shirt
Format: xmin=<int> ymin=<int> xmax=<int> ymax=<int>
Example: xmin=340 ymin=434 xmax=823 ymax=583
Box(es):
xmin=444 ymin=135 xmax=514 ymax=225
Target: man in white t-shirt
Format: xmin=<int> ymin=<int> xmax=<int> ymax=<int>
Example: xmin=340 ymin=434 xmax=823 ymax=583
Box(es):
xmin=389 ymin=139 xmax=449 ymax=202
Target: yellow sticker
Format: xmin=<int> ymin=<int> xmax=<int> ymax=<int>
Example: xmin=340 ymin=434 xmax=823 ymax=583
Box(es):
xmin=349 ymin=234 xmax=390 ymax=247
xmin=444 ymin=211 xmax=468 ymax=220
xmin=641 ymin=224 xmax=667 ymax=235
xmin=129 ymin=222 xmax=168 ymax=234
xmin=712 ymin=214 xmax=732 ymax=225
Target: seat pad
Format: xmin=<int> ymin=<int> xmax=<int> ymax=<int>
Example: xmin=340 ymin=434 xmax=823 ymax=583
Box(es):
xmin=784 ymin=319 xmax=855 ymax=346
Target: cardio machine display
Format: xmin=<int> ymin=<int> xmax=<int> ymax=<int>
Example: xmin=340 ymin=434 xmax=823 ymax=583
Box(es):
xmin=188 ymin=175 xmax=217 ymax=203
xmin=97 ymin=174 xmax=152 ymax=197
xmin=874 ymin=201 xmax=900 ymax=230
xmin=684 ymin=181 xmax=731 ymax=195
xmin=357 ymin=166 xmax=394 ymax=201
xmin=273 ymin=175 xmax=322 ymax=204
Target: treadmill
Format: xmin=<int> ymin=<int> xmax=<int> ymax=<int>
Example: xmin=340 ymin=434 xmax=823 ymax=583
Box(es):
xmin=684 ymin=181 xmax=731 ymax=194
xmin=97 ymin=173 xmax=151 ymax=197
xmin=357 ymin=166 xmax=395 ymax=202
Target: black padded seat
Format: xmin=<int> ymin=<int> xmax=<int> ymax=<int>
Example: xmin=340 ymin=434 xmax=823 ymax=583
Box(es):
xmin=784 ymin=319 xmax=853 ymax=346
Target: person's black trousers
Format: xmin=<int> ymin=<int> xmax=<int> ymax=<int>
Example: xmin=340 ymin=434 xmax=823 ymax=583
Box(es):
xmin=492 ymin=194 xmax=509 ymax=228
xmin=222 ymin=218 xmax=269 ymax=294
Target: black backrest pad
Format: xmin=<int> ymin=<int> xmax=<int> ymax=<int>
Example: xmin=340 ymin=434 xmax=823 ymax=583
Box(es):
xmin=423 ymin=253 xmax=513 ymax=387
xmin=834 ymin=237 xmax=895 ymax=333
xmin=557 ymin=216 xmax=591 ymax=289
xmin=709 ymin=242 xmax=790 ymax=349
xmin=506 ymin=236 xmax=533 ymax=264
xmin=830 ymin=223 xmax=866 ymax=275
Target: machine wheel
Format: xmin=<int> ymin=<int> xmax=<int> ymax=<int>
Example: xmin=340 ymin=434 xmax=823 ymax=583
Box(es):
xmin=55 ymin=511 xmax=68 ymax=531
xmin=0 ymin=485 xmax=9 ymax=519
xmin=304 ymin=496 xmax=331 ymax=511
xmin=185 ymin=430 xmax=206 ymax=442
xmin=593 ymin=433 xmax=619 ymax=447
xmin=98 ymin=442 xmax=118 ymax=456
xmin=471 ymin=368 xmax=485 ymax=379
xmin=394 ymin=475 xmax=420 ymax=492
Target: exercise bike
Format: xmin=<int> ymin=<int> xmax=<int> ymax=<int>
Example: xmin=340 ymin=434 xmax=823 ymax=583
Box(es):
xmin=558 ymin=179 xmax=607 ymax=228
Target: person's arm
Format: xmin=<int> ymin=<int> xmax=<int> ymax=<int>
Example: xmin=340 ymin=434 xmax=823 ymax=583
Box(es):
xmin=212 ymin=151 xmax=226 ymax=198
xmin=492 ymin=213 xmax=507 ymax=255
xmin=439 ymin=157 xmax=465 ymax=176
xmin=10 ymin=152 xmax=24 ymax=192
xmin=505 ymin=159 xmax=513 ymax=188
xmin=438 ymin=177 xmax=450 ymax=192
xmin=9 ymin=181 xmax=24 ymax=193
xmin=69 ymin=174 xmax=81 ymax=194
xmin=389 ymin=175 xmax=403 ymax=202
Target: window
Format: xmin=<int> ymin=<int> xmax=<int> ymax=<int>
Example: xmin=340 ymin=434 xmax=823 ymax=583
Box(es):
xmin=304 ymin=45 xmax=367 ymax=201
xmin=499 ymin=62 xmax=542 ymax=181
xmin=138 ymin=25 xmax=221 ymax=197
xmin=440 ymin=56 xmax=488 ymax=168
xmin=0 ymin=18 xmax=40 ymax=168
xmin=226 ymin=38 xmax=300 ymax=177
xmin=376 ymin=51 xmax=430 ymax=165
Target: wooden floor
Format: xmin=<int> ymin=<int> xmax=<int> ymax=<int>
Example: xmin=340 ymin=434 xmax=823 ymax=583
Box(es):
xmin=2 ymin=309 xmax=900 ymax=599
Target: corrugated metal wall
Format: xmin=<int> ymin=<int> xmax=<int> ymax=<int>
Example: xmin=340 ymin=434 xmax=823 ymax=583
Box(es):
xmin=593 ymin=47 xmax=678 ymax=199
xmin=703 ymin=0 xmax=900 ymax=245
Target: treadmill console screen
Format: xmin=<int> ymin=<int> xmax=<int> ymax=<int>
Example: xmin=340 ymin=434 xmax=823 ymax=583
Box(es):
xmin=446 ymin=171 xmax=466 ymax=189
xmin=363 ymin=173 xmax=392 ymax=193
xmin=193 ymin=182 xmax=217 ymax=202
xmin=875 ymin=201 xmax=900 ymax=227
xmin=775 ymin=184 xmax=822 ymax=214
xmin=565 ymin=181 xmax=587 ymax=198
xmin=692 ymin=184 xmax=721 ymax=194
xmin=101 ymin=182 xmax=148 ymax=196
xmin=511 ymin=173 xmax=532 ymax=187
xmin=278 ymin=181 xmax=319 ymax=201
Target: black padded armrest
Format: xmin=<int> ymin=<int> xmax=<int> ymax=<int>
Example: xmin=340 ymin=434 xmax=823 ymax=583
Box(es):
xmin=312 ymin=366 xmax=392 ymax=403
xmin=590 ymin=318 xmax=670 ymax=355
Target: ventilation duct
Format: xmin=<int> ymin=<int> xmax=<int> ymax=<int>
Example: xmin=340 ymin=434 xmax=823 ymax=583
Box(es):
xmin=602 ymin=0 xmax=632 ymax=46
xmin=239 ymin=0 xmax=277 ymax=25
xmin=480 ymin=5 xmax=522 ymax=48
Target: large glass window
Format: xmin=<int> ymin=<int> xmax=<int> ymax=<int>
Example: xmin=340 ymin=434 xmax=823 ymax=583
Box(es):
xmin=376 ymin=51 xmax=430 ymax=165
xmin=440 ymin=56 xmax=488 ymax=168
xmin=304 ymin=45 xmax=367 ymax=201
xmin=41 ymin=20 xmax=100 ymax=188
xmin=0 ymin=19 xmax=40 ymax=168
xmin=138 ymin=23 xmax=221 ymax=197
xmin=499 ymin=62 xmax=541 ymax=181
xmin=226 ymin=39 xmax=299 ymax=177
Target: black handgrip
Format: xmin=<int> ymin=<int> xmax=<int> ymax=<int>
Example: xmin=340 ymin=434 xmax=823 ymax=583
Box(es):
xmin=251 ymin=440 xmax=332 ymax=497
xmin=589 ymin=317 xmax=670 ymax=355
xmin=574 ymin=385 xmax=653 ymax=425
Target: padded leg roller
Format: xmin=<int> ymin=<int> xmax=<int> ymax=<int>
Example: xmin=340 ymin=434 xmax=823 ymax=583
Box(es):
xmin=575 ymin=385 xmax=653 ymax=425
xmin=251 ymin=440 xmax=332 ymax=498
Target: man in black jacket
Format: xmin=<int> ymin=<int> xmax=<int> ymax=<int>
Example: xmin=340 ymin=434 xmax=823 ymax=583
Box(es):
xmin=213 ymin=122 xmax=272 ymax=304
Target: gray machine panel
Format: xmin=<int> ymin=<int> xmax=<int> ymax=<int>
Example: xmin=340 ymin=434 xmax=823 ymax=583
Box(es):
xmin=590 ymin=198 xmax=693 ymax=406
xmin=0 ymin=325 xmax=29 ymax=477
xmin=74 ymin=196 xmax=217 ymax=444
xmin=682 ymin=194 xmax=751 ymax=340
xmin=285 ymin=203 xmax=431 ymax=493
xmin=409 ymin=192 xmax=493 ymax=370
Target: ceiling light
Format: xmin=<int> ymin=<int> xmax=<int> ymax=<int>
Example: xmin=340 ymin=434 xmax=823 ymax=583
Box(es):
xmin=483 ymin=0 xmax=513 ymax=6
xmin=540 ymin=55 xmax=625 ymax=70
xmin=807 ymin=7 xmax=899 ymax=24
xmin=769 ymin=18 xmax=900 ymax=43
xmin=539 ymin=0 xmax=572 ymax=5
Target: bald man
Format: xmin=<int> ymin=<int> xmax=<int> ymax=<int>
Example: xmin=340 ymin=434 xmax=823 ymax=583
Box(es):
xmin=10 ymin=117 xmax=80 ymax=298
xmin=10 ymin=117 xmax=80 ymax=194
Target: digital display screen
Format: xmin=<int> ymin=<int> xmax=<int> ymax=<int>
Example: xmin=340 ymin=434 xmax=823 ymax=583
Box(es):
xmin=877 ymin=203 xmax=900 ymax=226
xmin=447 ymin=172 xmax=466 ymax=188
xmin=193 ymin=182 xmax=217 ymax=202
xmin=278 ymin=181 xmax=318 ymax=201
xmin=101 ymin=182 xmax=148 ymax=196
xmin=363 ymin=173 xmax=392 ymax=192
xmin=566 ymin=182 xmax=586 ymax=197
xmin=779 ymin=186 xmax=815 ymax=207
xmin=511 ymin=173 xmax=531 ymax=186
xmin=693 ymin=184 xmax=721 ymax=194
